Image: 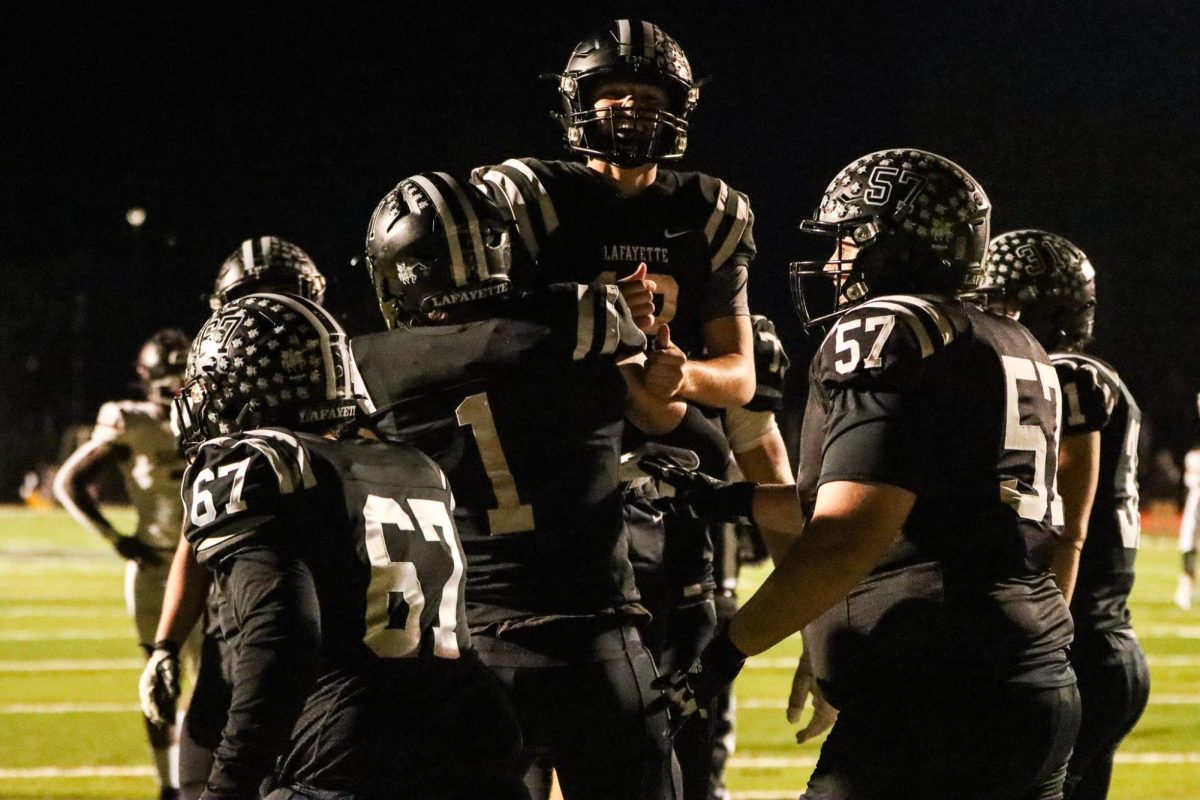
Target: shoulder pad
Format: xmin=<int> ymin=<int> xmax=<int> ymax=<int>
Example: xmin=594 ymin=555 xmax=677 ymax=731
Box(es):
xmin=815 ymin=295 xmax=961 ymax=389
xmin=182 ymin=429 xmax=316 ymax=562
xmin=699 ymin=178 xmax=754 ymax=271
xmin=1052 ymin=353 xmax=1118 ymax=434
xmin=472 ymin=157 xmax=560 ymax=261
xmin=1185 ymin=449 xmax=1200 ymax=487
xmin=89 ymin=401 xmax=129 ymax=444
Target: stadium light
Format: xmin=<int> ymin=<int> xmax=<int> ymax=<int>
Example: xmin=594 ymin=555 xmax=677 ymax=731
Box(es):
xmin=125 ymin=206 xmax=147 ymax=228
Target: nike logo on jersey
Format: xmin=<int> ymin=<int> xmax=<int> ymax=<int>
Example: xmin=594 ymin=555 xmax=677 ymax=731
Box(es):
xmin=603 ymin=244 xmax=670 ymax=264
xmin=663 ymin=228 xmax=693 ymax=239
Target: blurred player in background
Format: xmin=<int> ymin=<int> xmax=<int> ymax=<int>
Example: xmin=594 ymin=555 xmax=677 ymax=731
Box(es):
xmin=55 ymin=328 xmax=196 ymax=800
xmin=982 ymin=230 xmax=1149 ymax=799
xmin=1178 ymin=401 xmax=1199 ymax=611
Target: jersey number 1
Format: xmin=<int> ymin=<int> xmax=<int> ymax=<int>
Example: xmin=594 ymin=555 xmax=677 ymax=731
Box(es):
xmin=456 ymin=393 xmax=535 ymax=535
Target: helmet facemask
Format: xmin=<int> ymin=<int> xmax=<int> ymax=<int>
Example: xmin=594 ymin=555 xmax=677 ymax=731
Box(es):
xmin=556 ymin=20 xmax=698 ymax=167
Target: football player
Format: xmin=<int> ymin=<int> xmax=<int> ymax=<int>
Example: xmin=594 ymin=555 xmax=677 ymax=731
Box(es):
xmin=643 ymin=150 xmax=1081 ymax=799
xmin=981 ymin=230 xmax=1149 ymax=800
xmin=1178 ymin=403 xmax=1199 ymax=611
xmin=472 ymin=19 xmax=757 ymax=410
xmin=139 ymin=238 xmax=328 ymax=800
xmin=171 ymin=292 xmax=526 ymax=800
xmin=54 ymin=329 xmax=196 ymax=800
xmin=353 ymin=172 xmax=682 ymax=800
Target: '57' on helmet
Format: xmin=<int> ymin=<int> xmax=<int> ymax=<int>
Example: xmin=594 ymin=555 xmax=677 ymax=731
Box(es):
xmin=790 ymin=149 xmax=991 ymax=328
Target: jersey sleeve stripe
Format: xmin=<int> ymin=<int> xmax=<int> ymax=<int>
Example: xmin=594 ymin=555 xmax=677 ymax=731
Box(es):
xmin=858 ymin=300 xmax=936 ymax=358
xmin=244 ymin=429 xmax=318 ymax=489
xmin=710 ymin=191 xmax=751 ymax=271
xmin=502 ymin=159 xmax=560 ymax=236
xmin=573 ymin=283 xmax=597 ymax=360
xmin=702 ymin=180 xmax=731 ymax=243
xmin=598 ymin=285 xmax=623 ymax=356
xmin=884 ymin=295 xmax=957 ymax=345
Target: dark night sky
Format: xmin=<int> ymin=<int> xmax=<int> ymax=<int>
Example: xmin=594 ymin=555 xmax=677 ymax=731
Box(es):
xmin=2 ymin=1 xmax=1198 ymax=492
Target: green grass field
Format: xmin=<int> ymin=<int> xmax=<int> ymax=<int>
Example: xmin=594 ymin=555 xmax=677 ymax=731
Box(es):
xmin=0 ymin=506 xmax=1196 ymax=799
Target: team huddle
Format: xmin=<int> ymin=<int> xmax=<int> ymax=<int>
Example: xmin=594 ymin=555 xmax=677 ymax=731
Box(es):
xmin=53 ymin=18 xmax=1152 ymax=800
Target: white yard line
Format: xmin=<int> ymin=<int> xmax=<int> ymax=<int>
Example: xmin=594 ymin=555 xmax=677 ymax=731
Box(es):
xmin=0 ymin=607 xmax=126 ymax=618
xmin=0 ymin=766 xmax=155 ymax=779
xmin=0 ymin=630 xmax=128 ymax=641
xmin=748 ymin=654 xmax=1200 ymax=670
xmin=0 ymin=658 xmax=141 ymax=672
xmin=736 ymin=695 xmax=1200 ymax=711
xmin=726 ymin=752 xmax=1200 ymax=771
xmin=0 ymin=703 xmax=140 ymax=714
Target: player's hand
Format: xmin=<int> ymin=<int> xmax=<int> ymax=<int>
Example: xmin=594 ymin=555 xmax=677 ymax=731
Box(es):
xmin=645 ymin=326 xmax=687 ymax=399
xmin=661 ymin=597 xmax=718 ymax=676
xmin=654 ymin=627 xmax=746 ymax=736
xmin=638 ymin=454 xmax=757 ymax=526
xmin=787 ymin=648 xmax=838 ymax=744
xmin=616 ymin=262 xmax=658 ymax=332
xmin=139 ymin=640 xmax=180 ymax=727
xmin=114 ymin=537 xmax=163 ymax=566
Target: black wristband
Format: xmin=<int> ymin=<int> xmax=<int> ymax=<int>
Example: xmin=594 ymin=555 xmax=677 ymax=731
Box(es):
xmin=702 ymin=625 xmax=748 ymax=685
xmin=710 ymin=481 xmax=757 ymax=525
xmin=153 ymin=639 xmax=180 ymax=655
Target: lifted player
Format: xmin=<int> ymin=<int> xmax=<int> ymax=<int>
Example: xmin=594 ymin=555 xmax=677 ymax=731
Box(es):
xmin=982 ymin=230 xmax=1149 ymax=800
xmin=473 ymin=19 xmax=756 ymax=411
xmin=645 ymin=150 xmax=1080 ymax=800
xmin=354 ymin=172 xmax=681 ymax=800
xmin=55 ymin=329 xmax=195 ymax=800
xmin=171 ymin=292 xmax=526 ymax=800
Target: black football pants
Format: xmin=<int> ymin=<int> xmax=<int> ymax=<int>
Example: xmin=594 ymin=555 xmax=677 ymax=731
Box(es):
xmin=1064 ymin=630 xmax=1151 ymax=800
xmin=475 ymin=621 xmax=681 ymax=800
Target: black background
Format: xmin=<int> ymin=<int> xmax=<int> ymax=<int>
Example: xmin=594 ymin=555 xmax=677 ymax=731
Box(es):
xmin=3 ymin=1 xmax=1197 ymax=496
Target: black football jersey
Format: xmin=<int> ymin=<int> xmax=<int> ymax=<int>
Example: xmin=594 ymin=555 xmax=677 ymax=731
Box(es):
xmin=352 ymin=283 xmax=648 ymax=632
xmin=797 ymin=295 xmax=1075 ymax=700
xmin=1054 ymin=352 xmax=1141 ymax=636
xmin=180 ymin=428 xmax=469 ymax=796
xmin=472 ymin=157 xmax=754 ymax=356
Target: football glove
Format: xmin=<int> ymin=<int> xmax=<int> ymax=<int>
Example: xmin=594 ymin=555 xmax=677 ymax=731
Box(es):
xmin=139 ymin=640 xmax=180 ymax=727
xmin=655 ymin=626 xmax=746 ymax=736
xmin=114 ymin=536 xmax=163 ymax=565
xmin=637 ymin=454 xmax=757 ymax=526
xmin=661 ymin=596 xmax=718 ymax=677
xmin=786 ymin=648 xmax=838 ymax=744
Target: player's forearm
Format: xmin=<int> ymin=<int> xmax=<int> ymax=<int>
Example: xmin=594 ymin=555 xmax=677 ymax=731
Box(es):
xmin=748 ymin=484 xmax=806 ymax=538
xmin=53 ymin=443 xmax=121 ymax=543
xmin=1051 ymin=431 xmax=1100 ymax=602
xmin=620 ymin=362 xmax=688 ymax=435
xmin=155 ymin=538 xmax=211 ymax=646
xmin=734 ymin=435 xmax=797 ymax=563
xmin=730 ymin=482 xmax=912 ymax=656
xmin=678 ymin=352 xmax=756 ymax=408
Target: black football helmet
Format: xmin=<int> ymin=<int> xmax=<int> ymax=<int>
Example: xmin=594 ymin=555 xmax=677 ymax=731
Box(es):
xmin=209 ymin=236 xmax=326 ymax=310
xmin=555 ymin=19 xmax=698 ymax=167
xmin=173 ymin=293 xmax=362 ymax=453
xmin=980 ymin=230 xmax=1097 ymax=352
xmin=790 ymin=149 xmax=991 ymax=328
xmin=365 ymin=172 xmax=512 ymax=329
xmin=137 ymin=329 xmax=191 ymax=405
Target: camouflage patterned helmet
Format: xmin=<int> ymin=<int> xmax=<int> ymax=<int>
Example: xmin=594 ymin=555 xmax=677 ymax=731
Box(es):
xmin=174 ymin=293 xmax=361 ymax=453
xmin=791 ymin=149 xmax=991 ymax=327
xmin=981 ymin=230 xmax=1097 ymax=352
